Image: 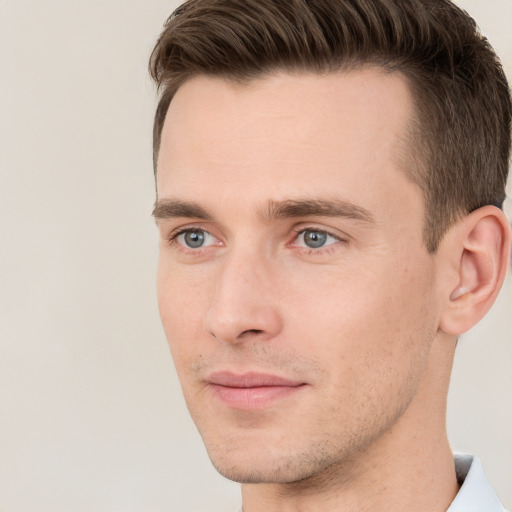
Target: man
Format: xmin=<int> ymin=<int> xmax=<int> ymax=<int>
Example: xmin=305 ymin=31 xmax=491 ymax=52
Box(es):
xmin=149 ymin=1 xmax=511 ymax=510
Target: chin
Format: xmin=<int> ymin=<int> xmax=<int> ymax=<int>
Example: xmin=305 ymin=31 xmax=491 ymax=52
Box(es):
xmin=204 ymin=441 xmax=342 ymax=485
xmin=210 ymin=458 xmax=310 ymax=485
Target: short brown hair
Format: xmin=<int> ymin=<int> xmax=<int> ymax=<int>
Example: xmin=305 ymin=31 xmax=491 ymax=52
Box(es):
xmin=149 ymin=0 xmax=511 ymax=252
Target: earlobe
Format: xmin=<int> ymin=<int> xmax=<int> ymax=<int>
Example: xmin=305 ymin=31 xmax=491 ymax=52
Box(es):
xmin=439 ymin=206 xmax=511 ymax=336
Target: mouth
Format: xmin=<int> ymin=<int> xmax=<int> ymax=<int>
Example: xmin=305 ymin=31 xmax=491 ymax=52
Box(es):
xmin=206 ymin=371 xmax=308 ymax=410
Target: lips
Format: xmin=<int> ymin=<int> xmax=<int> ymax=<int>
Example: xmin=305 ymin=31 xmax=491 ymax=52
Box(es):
xmin=206 ymin=371 xmax=307 ymax=410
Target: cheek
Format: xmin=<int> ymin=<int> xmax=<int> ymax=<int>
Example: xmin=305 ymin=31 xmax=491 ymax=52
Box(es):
xmin=285 ymin=256 xmax=438 ymax=382
xmin=157 ymin=261 xmax=209 ymax=363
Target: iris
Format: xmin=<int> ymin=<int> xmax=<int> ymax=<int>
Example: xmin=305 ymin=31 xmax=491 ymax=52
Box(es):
xmin=303 ymin=230 xmax=328 ymax=248
xmin=184 ymin=230 xmax=206 ymax=248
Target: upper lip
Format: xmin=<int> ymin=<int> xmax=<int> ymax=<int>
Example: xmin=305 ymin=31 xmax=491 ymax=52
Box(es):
xmin=207 ymin=371 xmax=304 ymax=388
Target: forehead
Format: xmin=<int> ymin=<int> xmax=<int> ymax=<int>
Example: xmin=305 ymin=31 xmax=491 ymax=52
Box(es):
xmin=156 ymin=70 xmax=418 ymax=222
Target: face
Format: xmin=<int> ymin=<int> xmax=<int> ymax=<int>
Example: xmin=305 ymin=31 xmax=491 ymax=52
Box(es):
xmin=155 ymin=70 xmax=441 ymax=484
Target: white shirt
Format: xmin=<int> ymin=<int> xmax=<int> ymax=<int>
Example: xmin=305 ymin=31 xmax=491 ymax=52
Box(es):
xmin=448 ymin=454 xmax=507 ymax=511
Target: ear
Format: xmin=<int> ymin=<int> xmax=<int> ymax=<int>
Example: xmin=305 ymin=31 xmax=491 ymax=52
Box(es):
xmin=438 ymin=205 xmax=511 ymax=336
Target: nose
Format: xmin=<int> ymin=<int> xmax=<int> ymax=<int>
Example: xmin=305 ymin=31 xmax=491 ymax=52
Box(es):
xmin=203 ymin=249 xmax=283 ymax=344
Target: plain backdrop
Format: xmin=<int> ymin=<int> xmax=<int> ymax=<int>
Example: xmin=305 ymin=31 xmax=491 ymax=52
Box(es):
xmin=0 ymin=1 xmax=511 ymax=511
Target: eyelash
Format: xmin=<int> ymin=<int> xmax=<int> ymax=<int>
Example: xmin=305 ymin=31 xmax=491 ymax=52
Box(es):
xmin=166 ymin=225 xmax=347 ymax=256
xmin=290 ymin=227 xmax=347 ymax=255
xmin=167 ymin=226 xmax=218 ymax=253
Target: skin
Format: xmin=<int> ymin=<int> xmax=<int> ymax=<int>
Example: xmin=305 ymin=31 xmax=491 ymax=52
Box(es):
xmin=154 ymin=70 xmax=484 ymax=511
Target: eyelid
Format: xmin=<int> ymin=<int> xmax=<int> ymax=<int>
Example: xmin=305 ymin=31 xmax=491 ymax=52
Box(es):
xmin=165 ymin=222 xmax=214 ymax=240
xmin=162 ymin=222 xmax=348 ymax=253
xmin=290 ymin=224 xmax=347 ymax=241
xmin=177 ymin=229 xmax=217 ymax=248
xmin=170 ymin=225 xmax=209 ymax=239
xmin=287 ymin=224 xmax=350 ymax=255
xmin=166 ymin=223 xmax=223 ymax=250
xmin=295 ymin=229 xmax=337 ymax=245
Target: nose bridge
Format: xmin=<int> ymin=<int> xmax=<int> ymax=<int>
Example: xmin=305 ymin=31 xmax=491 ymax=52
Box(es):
xmin=204 ymin=243 xmax=282 ymax=343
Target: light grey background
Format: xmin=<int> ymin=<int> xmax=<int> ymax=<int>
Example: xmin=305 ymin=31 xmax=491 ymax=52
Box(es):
xmin=0 ymin=1 xmax=510 ymax=511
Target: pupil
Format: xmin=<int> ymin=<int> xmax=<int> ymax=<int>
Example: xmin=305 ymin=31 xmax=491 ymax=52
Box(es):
xmin=184 ymin=230 xmax=205 ymax=248
xmin=304 ymin=230 xmax=327 ymax=248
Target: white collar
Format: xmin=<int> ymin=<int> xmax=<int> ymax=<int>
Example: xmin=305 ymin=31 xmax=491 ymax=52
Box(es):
xmin=447 ymin=454 xmax=507 ymax=511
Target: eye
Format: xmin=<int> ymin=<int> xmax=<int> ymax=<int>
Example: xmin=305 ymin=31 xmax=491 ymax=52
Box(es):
xmin=175 ymin=229 xmax=217 ymax=249
xmin=295 ymin=229 xmax=338 ymax=249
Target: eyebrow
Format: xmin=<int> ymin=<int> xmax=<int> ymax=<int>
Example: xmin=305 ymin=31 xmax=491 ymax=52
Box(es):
xmin=152 ymin=199 xmax=213 ymax=221
xmin=262 ymin=199 xmax=376 ymax=224
xmin=152 ymin=197 xmax=375 ymax=225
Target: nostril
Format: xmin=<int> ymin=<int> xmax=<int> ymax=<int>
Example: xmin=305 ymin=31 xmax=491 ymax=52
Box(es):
xmin=205 ymin=307 xmax=283 ymax=344
xmin=210 ymin=329 xmax=263 ymax=341
xmin=240 ymin=329 xmax=263 ymax=337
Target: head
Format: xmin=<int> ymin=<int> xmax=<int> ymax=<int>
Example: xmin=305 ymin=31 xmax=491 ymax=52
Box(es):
xmin=150 ymin=0 xmax=511 ymax=488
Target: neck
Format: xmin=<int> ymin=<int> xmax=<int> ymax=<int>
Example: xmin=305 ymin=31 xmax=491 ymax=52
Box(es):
xmin=241 ymin=335 xmax=459 ymax=512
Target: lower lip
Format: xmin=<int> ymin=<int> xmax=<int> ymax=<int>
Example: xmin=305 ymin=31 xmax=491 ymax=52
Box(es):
xmin=208 ymin=384 xmax=306 ymax=410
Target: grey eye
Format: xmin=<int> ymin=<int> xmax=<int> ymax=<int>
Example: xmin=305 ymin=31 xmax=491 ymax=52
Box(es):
xmin=175 ymin=229 xmax=218 ymax=251
xmin=302 ymin=230 xmax=328 ymax=248
xmin=183 ymin=230 xmax=206 ymax=248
